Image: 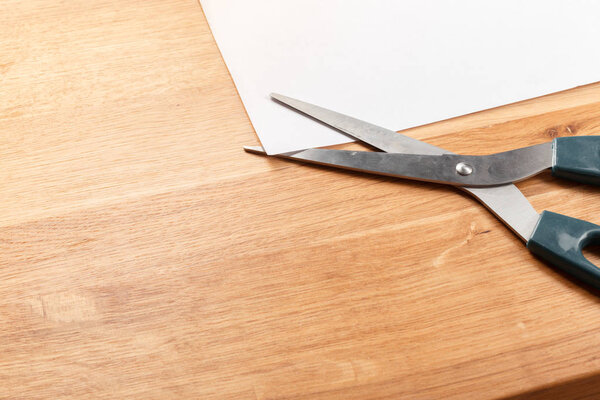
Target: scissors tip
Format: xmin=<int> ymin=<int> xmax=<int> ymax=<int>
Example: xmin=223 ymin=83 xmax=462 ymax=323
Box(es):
xmin=270 ymin=92 xmax=293 ymax=103
xmin=244 ymin=145 xmax=266 ymax=155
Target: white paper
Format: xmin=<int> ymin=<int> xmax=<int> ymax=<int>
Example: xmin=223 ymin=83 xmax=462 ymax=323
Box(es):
xmin=201 ymin=0 xmax=600 ymax=154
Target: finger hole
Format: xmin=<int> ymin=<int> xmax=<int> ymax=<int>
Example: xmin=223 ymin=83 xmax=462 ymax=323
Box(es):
xmin=582 ymin=244 xmax=600 ymax=267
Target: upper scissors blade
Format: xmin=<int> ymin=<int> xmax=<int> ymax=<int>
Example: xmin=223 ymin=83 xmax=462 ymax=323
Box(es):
xmin=271 ymin=93 xmax=445 ymax=156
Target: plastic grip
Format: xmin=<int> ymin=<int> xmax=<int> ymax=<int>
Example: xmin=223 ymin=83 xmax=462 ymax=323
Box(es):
xmin=552 ymin=136 xmax=600 ymax=185
xmin=527 ymin=211 xmax=600 ymax=289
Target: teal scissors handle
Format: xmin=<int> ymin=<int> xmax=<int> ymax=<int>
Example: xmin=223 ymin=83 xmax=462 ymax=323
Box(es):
xmin=552 ymin=136 xmax=600 ymax=185
xmin=527 ymin=211 xmax=600 ymax=289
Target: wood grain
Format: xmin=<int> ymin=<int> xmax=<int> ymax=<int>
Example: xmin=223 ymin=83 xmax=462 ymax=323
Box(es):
xmin=2 ymin=1 xmax=600 ymax=398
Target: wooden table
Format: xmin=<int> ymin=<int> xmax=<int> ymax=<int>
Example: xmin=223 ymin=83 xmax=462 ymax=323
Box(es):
xmin=3 ymin=1 xmax=600 ymax=398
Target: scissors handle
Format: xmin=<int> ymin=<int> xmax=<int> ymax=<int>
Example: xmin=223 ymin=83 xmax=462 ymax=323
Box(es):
xmin=527 ymin=211 xmax=600 ymax=289
xmin=552 ymin=136 xmax=600 ymax=185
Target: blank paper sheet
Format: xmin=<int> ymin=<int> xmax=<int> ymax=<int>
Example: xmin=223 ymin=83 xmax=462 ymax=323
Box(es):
xmin=201 ymin=0 xmax=600 ymax=154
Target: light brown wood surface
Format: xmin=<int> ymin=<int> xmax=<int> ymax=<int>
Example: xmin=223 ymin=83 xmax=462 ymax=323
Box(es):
xmin=3 ymin=1 xmax=600 ymax=398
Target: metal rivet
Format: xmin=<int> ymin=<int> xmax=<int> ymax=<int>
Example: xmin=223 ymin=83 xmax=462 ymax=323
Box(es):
xmin=456 ymin=162 xmax=473 ymax=176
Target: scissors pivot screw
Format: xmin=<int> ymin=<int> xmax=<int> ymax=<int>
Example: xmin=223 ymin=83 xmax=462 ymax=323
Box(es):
xmin=455 ymin=162 xmax=473 ymax=176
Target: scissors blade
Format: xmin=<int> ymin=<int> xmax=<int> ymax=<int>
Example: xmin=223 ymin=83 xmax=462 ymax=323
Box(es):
xmin=271 ymin=93 xmax=443 ymax=155
xmin=258 ymin=95 xmax=542 ymax=241
xmin=247 ymin=144 xmax=553 ymax=187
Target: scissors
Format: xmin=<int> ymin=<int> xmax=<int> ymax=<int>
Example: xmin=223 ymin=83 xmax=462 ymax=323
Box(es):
xmin=245 ymin=93 xmax=600 ymax=291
